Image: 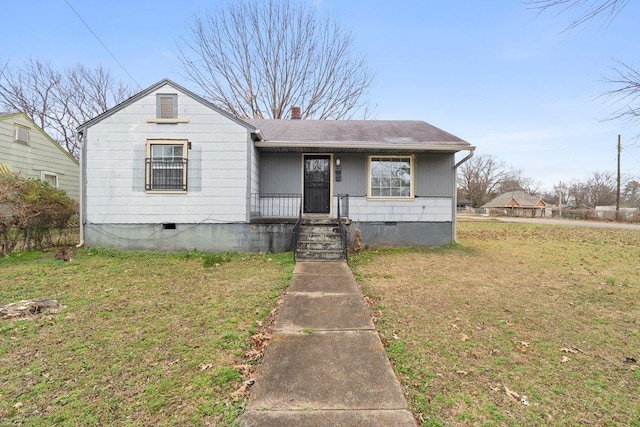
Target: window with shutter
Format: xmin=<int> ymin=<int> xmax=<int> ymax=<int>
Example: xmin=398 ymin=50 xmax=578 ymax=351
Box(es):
xmin=145 ymin=140 xmax=188 ymax=191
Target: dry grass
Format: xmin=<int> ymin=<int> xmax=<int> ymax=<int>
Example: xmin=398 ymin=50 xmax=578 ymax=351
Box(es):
xmin=0 ymin=248 xmax=294 ymax=426
xmin=352 ymin=220 xmax=640 ymax=426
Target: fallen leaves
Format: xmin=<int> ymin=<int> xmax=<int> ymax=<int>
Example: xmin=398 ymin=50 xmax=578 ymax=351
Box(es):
xmin=514 ymin=345 xmax=528 ymax=353
xmin=504 ymin=384 xmax=520 ymax=401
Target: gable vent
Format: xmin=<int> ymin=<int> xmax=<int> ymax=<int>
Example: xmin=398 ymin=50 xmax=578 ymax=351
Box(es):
xmin=159 ymin=95 xmax=176 ymax=119
xmin=14 ymin=125 xmax=30 ymax=144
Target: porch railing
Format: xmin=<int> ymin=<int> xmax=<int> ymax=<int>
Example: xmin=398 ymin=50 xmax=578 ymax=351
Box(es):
xmin=250 ymin=193 xmax=350 ymax=220
xmin=250 ymin=193 xmax=302 ymax=218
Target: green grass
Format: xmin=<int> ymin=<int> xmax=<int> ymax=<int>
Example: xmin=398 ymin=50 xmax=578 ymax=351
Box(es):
xmin=0 ymin=248 xmax=294 ymax=426
xmin=4 ymin=222 xmax=639 ymax=426
xmin=351 ymin=220 xmax=640 ymax=426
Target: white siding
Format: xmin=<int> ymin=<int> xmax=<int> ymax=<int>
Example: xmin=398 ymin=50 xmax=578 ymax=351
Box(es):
xmin=346 ymin=196 xmax=453 ymax=222
xmin=84 ymin=84 xmax=251 ymax=224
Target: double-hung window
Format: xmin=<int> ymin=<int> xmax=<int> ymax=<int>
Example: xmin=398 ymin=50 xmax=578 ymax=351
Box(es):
xmin=368 ymin=156 xmax=414 ymax=199
xmin=145 ymin=140 xmax=188 ymax=191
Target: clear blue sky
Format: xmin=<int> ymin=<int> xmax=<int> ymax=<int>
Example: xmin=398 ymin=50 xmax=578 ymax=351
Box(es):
xmin=2 ymin=0 xmax=639 ymax=192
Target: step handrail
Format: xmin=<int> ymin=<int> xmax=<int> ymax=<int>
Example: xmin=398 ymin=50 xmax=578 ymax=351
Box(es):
xmin=336 ymin=194 xmax=348 ymax=261
xmin=292 ymin=203 xmax=303 ymax=261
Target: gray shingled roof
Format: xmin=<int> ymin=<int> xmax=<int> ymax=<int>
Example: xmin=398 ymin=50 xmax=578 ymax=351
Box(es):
xmin=482 ymin=191 xmax=548 ymax=208
xmin=246 ymin=119 xmax=471 ymax=152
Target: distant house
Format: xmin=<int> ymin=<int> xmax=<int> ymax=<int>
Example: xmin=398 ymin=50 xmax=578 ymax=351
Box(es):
xmin=0 ymin=112 xmax=79 ymax=200
xmin=482 ymin=190 xmax=549 ymax=217
xmin=77 ymin=79 xmax=475 ymax=254
xmin=457 ymin=197 xmax=472 ymax=212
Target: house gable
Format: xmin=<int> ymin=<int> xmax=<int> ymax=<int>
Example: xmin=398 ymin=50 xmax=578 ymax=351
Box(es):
xmin=78 ymin=79 xmax=255 ymax=134
xmin=80 ymin=80 xmax=257 ymax=225
xmin=0 ymin=112 xmax=79 ymax=200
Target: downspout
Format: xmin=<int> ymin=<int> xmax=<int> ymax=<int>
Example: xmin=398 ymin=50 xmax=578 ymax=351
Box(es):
xmin=453 ymin=147 xmax=475 ymax=244
xmin=76 ymin=129 xmax=86 ymax=248
xmin=248 ymin=130 xmax=264 ymax=223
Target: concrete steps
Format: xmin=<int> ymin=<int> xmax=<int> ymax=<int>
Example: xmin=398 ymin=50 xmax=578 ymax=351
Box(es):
xmin=295 ymin=220 xmax=346 ymax=261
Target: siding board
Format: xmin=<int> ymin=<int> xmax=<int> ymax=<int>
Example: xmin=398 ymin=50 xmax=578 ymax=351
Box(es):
xmin=260 ymin=153 xmax=302 ymax=194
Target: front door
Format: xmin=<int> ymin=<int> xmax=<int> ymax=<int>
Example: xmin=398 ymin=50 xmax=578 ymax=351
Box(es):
xmin=303 ymin=155 xmax=331 ymax=214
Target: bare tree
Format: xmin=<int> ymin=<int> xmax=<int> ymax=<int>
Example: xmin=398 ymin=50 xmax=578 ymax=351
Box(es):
xmin=0 ymin=59 xmax=132 ymax=158
xmin=177 ymin=0 xmax=374 ymax=120
xmin=565 ymin=171 xmax=617 ymax=207
xmin=525 ymin=0 xmax=630 ymax=31
xmin=457 ymin=154 xmax=518 ymax=207
xmin=600 ymin=60 xmax=640 ymax=126
xmin=497 ymin=172 xmax=543 ymax=196
xmin=622 ymin=178 xmax=640 ymax=206
xmin=526 ymin=1 xmax=640 ymax=129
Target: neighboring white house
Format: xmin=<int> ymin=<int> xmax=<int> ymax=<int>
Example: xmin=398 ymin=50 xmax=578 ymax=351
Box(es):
xmin=595 ymin=206 xmax=638 ymax=220
xmin=0 ymin=112 xmax=79 ymax=200
xmin=77 ymin=79 xmax=474 ymax=252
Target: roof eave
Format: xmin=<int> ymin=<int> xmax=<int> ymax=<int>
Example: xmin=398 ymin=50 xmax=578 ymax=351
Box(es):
xmin=254 ymin=141 xmax=474 ymax=152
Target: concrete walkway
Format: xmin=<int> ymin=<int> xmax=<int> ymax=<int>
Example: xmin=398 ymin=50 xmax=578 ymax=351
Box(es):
xmin=239 ymin=261 xmax=416 ymax=426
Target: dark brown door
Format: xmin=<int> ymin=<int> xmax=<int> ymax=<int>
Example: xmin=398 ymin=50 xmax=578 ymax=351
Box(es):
xmin=304 ymin=155 xmax=331 ymax=213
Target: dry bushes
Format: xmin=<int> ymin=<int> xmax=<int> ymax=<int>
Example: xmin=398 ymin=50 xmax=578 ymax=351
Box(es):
xmin=0 ymin=172 xmax=77 ymax=256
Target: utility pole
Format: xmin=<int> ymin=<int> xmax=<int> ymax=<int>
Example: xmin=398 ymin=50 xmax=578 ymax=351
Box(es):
xmin=616 ymin=135 xmax=621 ymax=220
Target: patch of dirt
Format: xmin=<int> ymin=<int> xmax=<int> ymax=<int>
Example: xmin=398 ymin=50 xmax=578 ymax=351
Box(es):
xmin=0 ymin=300 xmax=64 ymax=320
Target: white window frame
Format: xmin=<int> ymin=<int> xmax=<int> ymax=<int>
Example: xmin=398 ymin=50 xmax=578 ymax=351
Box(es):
xmin=40 ymin=171 xmax=59 ymax=188
xmin=367 ymin=155 xmax=415 ymax=200
xmin=14 ymin=123 xmax=30 ymax=144
xmin=145 ymin=139 xmax=189 ymax=193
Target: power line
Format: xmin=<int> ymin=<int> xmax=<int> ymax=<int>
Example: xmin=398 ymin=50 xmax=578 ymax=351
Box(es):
xmin=63 ymin=0 xmax=142 ymax=90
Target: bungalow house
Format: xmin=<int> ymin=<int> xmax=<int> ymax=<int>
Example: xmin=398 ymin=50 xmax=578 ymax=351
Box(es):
xmin=482 ymin=190 xmax=549 ymax=217
xmin=77 ymin=79 xmax=474 ymax=255
xmin=0 ymin=112 xmax=79 ymax=200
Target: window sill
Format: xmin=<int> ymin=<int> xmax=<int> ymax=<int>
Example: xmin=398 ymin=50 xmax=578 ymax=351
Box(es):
xmin=146 ymin=118 xmax=190 ymax=124
xmin=366 ymin=197 xmax=415 ymax=202
xmin=146 ymin=190 xmax=188 ymax=194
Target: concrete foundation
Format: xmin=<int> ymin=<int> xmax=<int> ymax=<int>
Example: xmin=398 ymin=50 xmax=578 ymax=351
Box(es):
xmin=84 ymin=220 xmax=454 ymax=253
xmin=84 ymin=223 xmax=295 ymax=253
xmin=353 ymin=221 xmax=453 ymax=247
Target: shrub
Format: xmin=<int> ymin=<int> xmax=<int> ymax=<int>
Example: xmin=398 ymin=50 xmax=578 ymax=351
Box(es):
xmin=0 ymin=172 xmax=77 ymax=256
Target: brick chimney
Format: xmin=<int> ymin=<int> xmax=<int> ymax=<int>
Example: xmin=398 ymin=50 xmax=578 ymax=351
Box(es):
xmin=291 ymin=106 xmax=301 ymax=120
